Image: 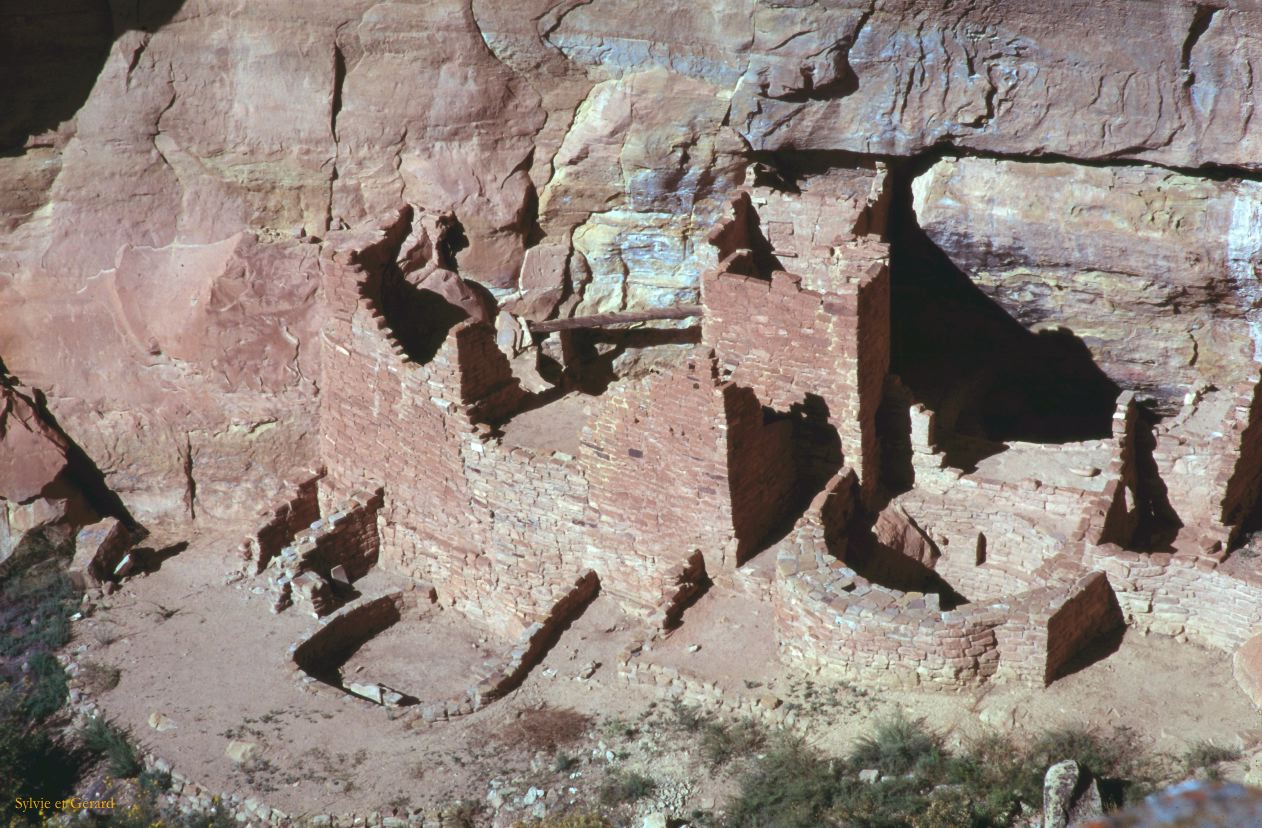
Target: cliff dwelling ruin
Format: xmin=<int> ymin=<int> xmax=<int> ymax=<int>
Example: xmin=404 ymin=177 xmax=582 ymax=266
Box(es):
xmin=6 ymin=1 xmax=1262 ymax=825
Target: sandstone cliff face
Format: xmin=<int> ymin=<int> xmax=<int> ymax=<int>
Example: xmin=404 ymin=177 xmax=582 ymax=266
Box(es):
xmin=732 ymin=1 xmax=1262 ymax=169
xmin=0 ymin=378 xmax=101 ymax=564
xmin=912 ymin=157 xmax=1262 ymax=415
xmin=2 ymin=0 xmax=1259 ymax=523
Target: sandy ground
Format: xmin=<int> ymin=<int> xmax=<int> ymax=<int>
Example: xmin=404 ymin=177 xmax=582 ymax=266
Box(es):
xmin=498 ymin=393 xmax=596 ymax=456
xmin=646 ymin=590 xmax=780 ymax=692
xmin=343 ymin=607 xmax=500 ymax=701
xmin=69 ymin=524 xmax=1262 ymax=825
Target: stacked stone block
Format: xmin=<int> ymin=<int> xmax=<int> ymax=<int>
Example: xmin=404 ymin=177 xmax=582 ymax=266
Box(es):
xmin=241 ymin=472 xmax=322 ymax=574
xmin=316 ymin=213 xmax=812 ymax=638
xmin=265 ymin=488 xmax=383 ymax=615
xmin=700 ymin=234 xmax=889 ymax=502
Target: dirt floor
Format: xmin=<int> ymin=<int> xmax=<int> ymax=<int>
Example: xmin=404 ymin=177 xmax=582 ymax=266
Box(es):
xmin=342 ymin=606 xmax=500 ymax=701
xmin=498 ymin=393 xmax=596 ymax=456
xmin=69 ymin=523 xmax=1262 ymax=826
xmin=645 ymin=590 xmax=780 ymax=693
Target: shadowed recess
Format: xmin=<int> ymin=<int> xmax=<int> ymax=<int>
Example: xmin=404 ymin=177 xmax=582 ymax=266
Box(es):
xmin=0 ymin=0 xmax=187 ymax=152
xmin=887 ymin=153 xmax=1120 ymax=445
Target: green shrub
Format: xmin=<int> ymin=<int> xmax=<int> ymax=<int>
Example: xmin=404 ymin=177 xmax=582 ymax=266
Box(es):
xmin=81 ymin=715 xmax=142 ymax=778
xmin=849 ymin=712 xmax=944 ymax=777
xmin=669 ymin=699 xmax=709 ymax=733
xmin=701 ymin=718 xmax=766 ymax=769
xmin=908 ymin=787 xmax=976 ymax=828
xmin=599 ymin=770 xmax=657 ymax=805
xmin=0 ymin=571 xmax=76 ymax=658
xmin=21 ymin=651 xmax=69 ymax=720
xmin=723 ymin=736 xmax=842 ymax=828
xmin=722 ymin=718 xmax=1160 ymax=828
xmin=1184 ymin=740 xmax=1242 ymax=780
xmin=0 ymin=712 xmax=82 ymax=824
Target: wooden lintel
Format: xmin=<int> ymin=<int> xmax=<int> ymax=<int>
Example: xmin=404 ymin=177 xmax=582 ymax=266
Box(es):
xmin=528 ymin=305 xmax=703 ymax=334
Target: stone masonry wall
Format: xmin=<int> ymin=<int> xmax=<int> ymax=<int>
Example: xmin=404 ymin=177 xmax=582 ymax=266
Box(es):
xmin=700 ymin=240 xmax=889 ymax=501
xmin=244 ymin=473 xmax=323 ymax=575
xmin=294 ymin=488 xmax=383 ymax=582
xmin=1083 ymin=543 xmax=1262 ymax=651
xmin=263 ymin=488 xmax=383 ymax=615
xmin=896 ymin=395 xmax=1139 ymax=603
xmin=580 ymin=350 xmax=735 ymax=573
xmin=1221 ymin=376 xmax=1262 ymax=544
xmin=771 ymin=468 xmax=1121 ymax=687
xmin=454 ymin=442 xmax=591 ymax=634
xmin=1153 ymin=377 xmax=1262 ymax=554
xmin=726 ymin=384 xmax=797 ymax=564
xmin=580 ymin=347 xmax=798 ymax=575
xmin=1043 ymin=570 xmax=1123 ymax=682
xmin=317 ymin=215 xmax=806 ymax=636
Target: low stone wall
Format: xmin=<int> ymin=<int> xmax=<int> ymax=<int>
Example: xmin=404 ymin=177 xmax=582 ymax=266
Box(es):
xmin=290 ymin=590 xmax=413 ymax=678
xmin=769 ymin=469 xmax=1122 ymax=688
xmin=132 ymin=749 xmax=492 ymax=828
xmin=466 ymin=571 xmax=600 ymax=707
xmin=241 ymin=472 xmax=323 ymax=575
xmin=614 ymin=651 xmax=802 ymax=729
xmin=1083 ymin=543 xmax=1262 ymax=650
xmin=1044 ymin=571 xmax=1123 ymax=682
xmin=266 ymin=488 xmax=383 ymax=614
xmin=289 ymin=573 xmax=601 ymax=724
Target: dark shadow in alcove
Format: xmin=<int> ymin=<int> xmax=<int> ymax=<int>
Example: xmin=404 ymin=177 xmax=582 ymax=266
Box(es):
xmin=561 ymin=325 xmax=703 ymax=396
xmin=876 ymin=381 xmax=916 ymax=497
xmin=358 ymin=263 xmax=469 ymax=366
xmin=2 ymin=0 xmax=188 ymax=153
xmin=1128 ymin=410 xmax=1184 ymax=552
xmin=740 ymin=394 xmax=846 ymax=563
xmin=885 ymin=154 xmax=1121 ymax=445
xmin=844 ymin=523 xmax=969 ymax=611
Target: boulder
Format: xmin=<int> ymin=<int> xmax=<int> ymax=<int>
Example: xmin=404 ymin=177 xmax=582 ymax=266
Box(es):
xmin=504 ymin=244 xmax=570 ymax=321
xmin=912 ymin=158 xmax=1260 ymax=415
xmin=412 ymin=268 xmax=495 ymax=326
xmin=69 ymin=518 xmax=145 ymax=587
xmin=148 ymin=712 xmax=177 ymax=732
xmin=873 ymin=506 xmax=939 ymax=568
xmin=0 ymin=381 xmax=89 ymax=566
xmin=1043 ymin=760 xmax=1104 ymax=828
xmin=0 ymin=382 xmax=70 ymax=505
xmin=347 ymin=682 xmax=384 ymax=704
xmin=225 ymin=740 xmax=260 ymax=763
xmin=1076 ymin=781 xmax=1262 ymax=827
xmin=1233 ymin=634 xmax=1262 ymax=712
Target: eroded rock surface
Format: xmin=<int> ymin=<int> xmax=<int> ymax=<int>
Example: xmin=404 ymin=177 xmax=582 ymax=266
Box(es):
xmin=912 ymin=157 xmax=1262 ymax=414
xmin=2 ymin=0 xmax=1260 ymax=530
